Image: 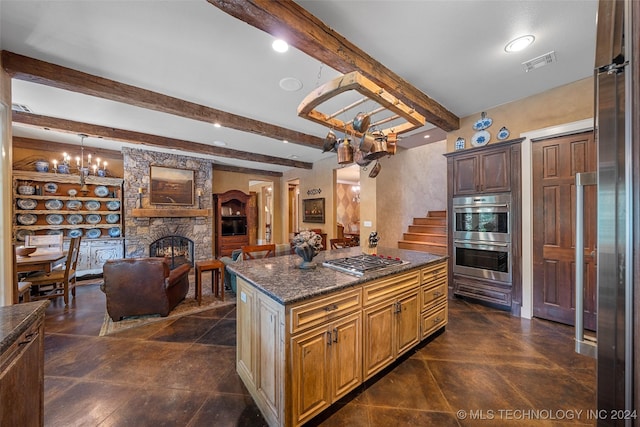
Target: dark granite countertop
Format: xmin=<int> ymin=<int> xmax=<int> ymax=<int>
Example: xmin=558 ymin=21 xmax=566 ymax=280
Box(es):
xmin=228 ymin=246 xmax=447 ymax=305
xmin=0 ymin=301 xmax=49 ymax=355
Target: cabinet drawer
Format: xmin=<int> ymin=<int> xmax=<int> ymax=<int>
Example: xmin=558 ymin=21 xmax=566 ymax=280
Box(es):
xmin=363 ymin=270 xmax=419 ymax=307
xmin=421 ymin=302 xmax=447 ymax=339
xmin=420 ymin=278 xmax=447 ymax=311
xmin=421 ymin=261 xmax=447 ymax=284
xmin=290 ymin=288 xmax=362 ymax=335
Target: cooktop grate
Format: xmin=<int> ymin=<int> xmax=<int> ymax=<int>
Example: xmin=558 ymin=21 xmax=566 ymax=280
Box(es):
xmin=322 ymin=254 xmax=408 ymax=276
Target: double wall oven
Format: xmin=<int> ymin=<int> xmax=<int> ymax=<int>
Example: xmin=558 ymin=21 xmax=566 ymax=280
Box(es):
xmin=453 ymin=194 xmax=512 ymax=283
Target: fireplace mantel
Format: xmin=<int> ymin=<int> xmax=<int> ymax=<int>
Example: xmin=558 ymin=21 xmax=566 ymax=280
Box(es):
xmin=131 ymin=208 xmax=211 ymax=218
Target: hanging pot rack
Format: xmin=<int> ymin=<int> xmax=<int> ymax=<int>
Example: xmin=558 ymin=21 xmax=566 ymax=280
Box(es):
xmin=297 ymin=71 xmax=426 ymax=137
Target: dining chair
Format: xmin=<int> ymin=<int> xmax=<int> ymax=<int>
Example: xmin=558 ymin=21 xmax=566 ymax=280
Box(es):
xmin=12 ymin=243 xmax=32 ymax=304
xmin=29 ymin=236 xmax=81 ymax=305
xmin=329 ymin=238 xmax=348 ymax=250
xmin=241 ymin=244 xmax=276 ymax=260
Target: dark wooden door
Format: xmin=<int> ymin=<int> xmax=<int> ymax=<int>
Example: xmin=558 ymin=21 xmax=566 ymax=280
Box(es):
xmin=532 ymin=131 xmax=597 ymax=330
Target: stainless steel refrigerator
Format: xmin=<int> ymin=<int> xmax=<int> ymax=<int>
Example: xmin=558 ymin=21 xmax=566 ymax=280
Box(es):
xmin=594 ymin=0 xmax=635 ymax=423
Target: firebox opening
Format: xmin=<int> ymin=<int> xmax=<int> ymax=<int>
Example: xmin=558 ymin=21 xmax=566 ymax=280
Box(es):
xmin=149 ymin=236 xmax=194 ymax=270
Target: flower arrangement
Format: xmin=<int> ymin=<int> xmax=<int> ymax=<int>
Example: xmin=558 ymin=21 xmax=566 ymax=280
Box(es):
xmin=292 ymin=230 xmax=323 ymax=268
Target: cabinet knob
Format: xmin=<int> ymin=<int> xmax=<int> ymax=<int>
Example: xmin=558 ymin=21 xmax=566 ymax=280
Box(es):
xmin=324 ymin=304 xmax=338 ymax=312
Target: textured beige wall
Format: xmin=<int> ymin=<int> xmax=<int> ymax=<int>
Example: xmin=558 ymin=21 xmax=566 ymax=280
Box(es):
xmin=335 ymin=183 xmax=360 ymax=229
xmin=375 ymin=140 xmax=448 ymax=247
xmin=446 ymin=77 xmax=594 ymax=152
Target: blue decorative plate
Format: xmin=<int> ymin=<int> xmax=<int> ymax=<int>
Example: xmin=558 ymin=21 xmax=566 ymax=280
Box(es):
xmin=17 ymin=213 xmax=38 ymax=225
xmin=67 ymin=229 xmax=83 ymax=238
xmin=471 ymin=130 xmax=491 ymax=147
xmin=44 ymin=182 xmax=58 ymax=193
xmin=66 ymin=214 xmax=83 ymax=225
xmin=106 ymin=201 xmax=120 ymax=211
xmin=472 ymin=112 xmax=493 ymax=131
xmin=45 ymin=214 xmax=64 ymax=225
xmin=17 ymin=199 xmax=37 ymax=210
xmin=85 ymin=200 xmax=101 ymax=211
xmin=45 ymin=199 xmax=64 ymax=210
xmin=67 ymin=189 xmax=78 ymax=197
xmin=86 ymin=214 xmax=102 ymax=224
xmin=16 ymin=229 xmax=34 ymax=241
xmin=86 ymin=228 xmax=102 ymax=239
xmin=108 ymin=227 xmax=121 ymax=238
xmin=46 ymin=229 xmax=64 ymax=236
xmin=66 ymin=200 xmax=83 ymax=210
xmin=105 ymin=213 xmax=119 ymax=224
xmin=497 ymin=126 xmax=510 ymax=140
xmin=94 ymin=186 xmax=109 ymax=197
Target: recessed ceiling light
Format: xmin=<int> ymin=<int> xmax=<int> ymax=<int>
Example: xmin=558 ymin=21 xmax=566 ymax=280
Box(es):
xmin=504 ymin=35 xmax=535 ymax=53
xmin=213 ymin=123 xmax=221 ymax=128
xmin=279 ymin=77 xmax=302 ymax=92
xmin=423 ymin=134 xmax=431 ymax=139
xmin=282 ymin=140 xmax=289 ymax=144
xmin=213 ymin=140 xmax=227 ymax=147
xmin=272 ymin=39 xmax=289 ymax=53
xmin=288 ymin=154 xmax=298 ymax=159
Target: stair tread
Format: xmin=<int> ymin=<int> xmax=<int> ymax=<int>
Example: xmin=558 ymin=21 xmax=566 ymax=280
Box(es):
xmin=398 ymin=240 xmax=447 ymax=247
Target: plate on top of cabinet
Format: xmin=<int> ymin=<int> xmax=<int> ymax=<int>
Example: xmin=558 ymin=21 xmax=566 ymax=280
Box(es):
xmin=66 ymin=214 xmax=84 ymax=225
xmin=67 ymin=229 xmax=83 ymax=238
xmin=66 ymin=200 xmax=83 ymax=210
xmin=105 ymin=213 xmax=119 ymax=224
xmin=471 ymin=130 xmax=491 ymax=147
xmin=45 ymin=199 xmax=64 ymax=210
xmin=94 ymin=186 xmax=110 ymax=197
xmin=85 ymin=200 xmax=101 ymax=211
xmin=44 ymin=182 xmax=58 ymax=193
xmin=46 ymin=214 xmax=64 ymax=225
xmin=17 ymin=213 xmax=38 ymax=225
xmin=46 ymin=229 xmax=64 ymax=236
xmin=106 ymin=201 xmax=120 ymax=211
xmin=86 ymin=214 xmax=102 ymax=224
xmin=108 ymin=227 xmax=121 ymax=238
xmin=17 ymin=199 xmax=38 ymax=210
xmin=16 ymin=229 xmax=34 ymax=241
xmin=86 ymin=228 xmax=102 ymax=239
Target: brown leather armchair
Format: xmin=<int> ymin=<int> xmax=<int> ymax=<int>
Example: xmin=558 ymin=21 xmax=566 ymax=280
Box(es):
xmin=102 ymin=257 xmax=191 ymax=321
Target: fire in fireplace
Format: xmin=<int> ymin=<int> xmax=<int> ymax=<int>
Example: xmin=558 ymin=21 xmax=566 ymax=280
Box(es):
xmin=149 ymin=236 xmax=194 ymax=269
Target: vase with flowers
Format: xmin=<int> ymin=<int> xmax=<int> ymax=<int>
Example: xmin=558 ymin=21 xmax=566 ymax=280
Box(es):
xmin=292 ymin=230 xmax=323 ymax=269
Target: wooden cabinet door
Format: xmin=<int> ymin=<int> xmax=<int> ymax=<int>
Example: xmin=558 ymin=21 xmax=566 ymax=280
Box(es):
xmin=331 ymin=312 xmax=362 ymax=400
xmin=256 ymin=297 xmax=283 ymax=422
xmin=480 ymin=149 xmax=510 ymax=193
xmin=453 ymin=155 xmax=479 ymax=195
xmin=396 ymin=291 xmax=420 ymax=356
xmin=291 ymin=325 xmax=331 ymax=425
xmin=363 ymin=301 xmax=395 ymax=379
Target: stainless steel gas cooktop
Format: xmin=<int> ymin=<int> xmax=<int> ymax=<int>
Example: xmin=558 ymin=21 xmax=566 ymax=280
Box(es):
xmin=322 ymin=254 xmax=408 ymax=276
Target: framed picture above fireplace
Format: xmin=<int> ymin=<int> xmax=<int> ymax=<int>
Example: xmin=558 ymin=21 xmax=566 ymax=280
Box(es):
xmin=150 ymin=166 xmax=194 ymax=205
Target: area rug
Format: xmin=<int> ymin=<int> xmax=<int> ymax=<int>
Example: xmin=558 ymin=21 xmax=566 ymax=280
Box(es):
xmin=99 ymin=274 xmax=235 ymax=336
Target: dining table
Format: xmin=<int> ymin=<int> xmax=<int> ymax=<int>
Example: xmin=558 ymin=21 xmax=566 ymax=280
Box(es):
xmin=16 ymin=251 xmax=67 ymax=273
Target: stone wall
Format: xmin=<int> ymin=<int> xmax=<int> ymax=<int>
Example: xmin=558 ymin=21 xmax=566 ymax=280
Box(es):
xmin=122 ymin=147 xmax=213 ymax=261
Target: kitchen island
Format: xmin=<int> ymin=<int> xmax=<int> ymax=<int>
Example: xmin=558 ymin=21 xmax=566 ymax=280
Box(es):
xmin=229 ymin=246 xmax=447 ymax=427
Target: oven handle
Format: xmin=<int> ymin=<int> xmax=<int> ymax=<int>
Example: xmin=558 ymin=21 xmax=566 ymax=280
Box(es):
xmin=454 ymin=240 xmax=509 ymax=247
xmin=453 ymin=203 xmax=509 ymax=209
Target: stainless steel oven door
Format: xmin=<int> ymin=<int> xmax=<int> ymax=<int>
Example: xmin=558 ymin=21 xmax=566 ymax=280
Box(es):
xmin=453 ymin=239 xmax=512 ymax=283
xmin=453 ymin=194 xmax=511 ymax=243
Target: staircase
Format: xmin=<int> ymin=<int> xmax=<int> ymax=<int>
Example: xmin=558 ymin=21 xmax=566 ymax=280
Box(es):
xmin=398 ymin=210 xmax=448 ymax=256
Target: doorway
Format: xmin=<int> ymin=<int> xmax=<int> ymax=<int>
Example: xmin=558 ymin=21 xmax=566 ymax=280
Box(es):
xmin=335 ymin=165 xmax=360 ymax=243
xmin=288 ymin=180 xmax=300 ymax=239
xmin=532 ymin=131 xmax=597 ymax=330
xmin=249 ymin=180 xmax=273 ymax=244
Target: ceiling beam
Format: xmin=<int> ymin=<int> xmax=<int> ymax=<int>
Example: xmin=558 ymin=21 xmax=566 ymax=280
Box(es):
xmin=206 ymin=0 xmax=460 ymax=132
xmin=1 ymin=50 xmax=325 ymax=150
xmin=13 ymin=137 xmax=122 ymax=161
xmin=213 ymin=164 xmax=283 ymax=177
xmin=12 ymin=111 xmax=313 ymax=169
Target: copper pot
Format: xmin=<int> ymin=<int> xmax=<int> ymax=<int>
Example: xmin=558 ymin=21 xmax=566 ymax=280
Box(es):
xmin=336 ymin=138 xmax=354 ymax=164
xmin=386 ymin=133 xmax=398 ymax=155
xmin=354 ymin=149 xmax=372 ymax=167
xmin=364 ymin=134 xmax=388 ymax=160
xmin=368 ymin=160 xmax=381 ymax=178
xmin=352 ymin=112 xmax=371 ymax=133
xmin=323 ymin=129 xmax=337 ymax=152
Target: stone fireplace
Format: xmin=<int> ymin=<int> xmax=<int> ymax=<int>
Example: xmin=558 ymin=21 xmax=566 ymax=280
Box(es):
xmin=122 ymin=147 xmax=213 ymax=262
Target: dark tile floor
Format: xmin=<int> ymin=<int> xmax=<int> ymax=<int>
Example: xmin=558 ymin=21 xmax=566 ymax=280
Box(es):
xmin=43 ymin=283 xmax=596 ymax=426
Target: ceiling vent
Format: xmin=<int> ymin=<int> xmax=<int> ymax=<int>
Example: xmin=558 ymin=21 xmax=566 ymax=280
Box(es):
xmin=522 ymin=51 xmax=557 ymax=72
xmin=11 ymin=103 xmax=32 ymax=113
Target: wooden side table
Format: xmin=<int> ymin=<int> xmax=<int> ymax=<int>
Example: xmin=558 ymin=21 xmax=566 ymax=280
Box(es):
xmin=195 ymin=259 xmax=225 ymax=304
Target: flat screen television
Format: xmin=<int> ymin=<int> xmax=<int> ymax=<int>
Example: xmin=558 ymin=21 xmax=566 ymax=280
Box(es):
xmin=221 ymin=217 xmax=247 ymax=236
